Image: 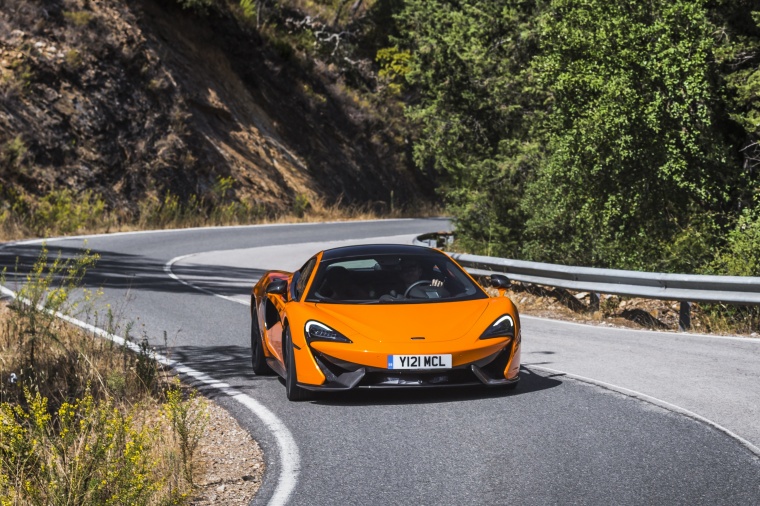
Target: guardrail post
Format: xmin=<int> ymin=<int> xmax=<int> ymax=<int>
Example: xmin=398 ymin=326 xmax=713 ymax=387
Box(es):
xmin=590 ymin=292 xmax=600 ymax=311
xmin=679 ymin=302 xmax=691 ymax=331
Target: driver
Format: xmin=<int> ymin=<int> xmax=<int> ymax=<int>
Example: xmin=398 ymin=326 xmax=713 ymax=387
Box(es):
xmin=398 ymin=258 xmax=443 ymax=291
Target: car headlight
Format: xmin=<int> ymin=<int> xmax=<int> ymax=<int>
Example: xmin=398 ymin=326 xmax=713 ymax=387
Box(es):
xmin=480 ymin=315 xmax=515 ymax=339
xmin=305 ymin=320 xmax=352 ymax=344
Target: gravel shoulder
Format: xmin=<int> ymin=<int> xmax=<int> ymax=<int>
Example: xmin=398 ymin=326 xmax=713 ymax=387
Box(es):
xmin=191 ymin=401 xmax=264 ymax=505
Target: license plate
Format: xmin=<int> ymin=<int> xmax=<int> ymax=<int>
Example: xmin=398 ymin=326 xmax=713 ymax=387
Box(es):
xmin=387 ymin=354 xmax=452 ymax=370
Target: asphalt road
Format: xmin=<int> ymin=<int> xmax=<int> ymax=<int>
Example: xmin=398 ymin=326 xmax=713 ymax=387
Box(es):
xmin=2 ymin=219 xmax=759 ymax=505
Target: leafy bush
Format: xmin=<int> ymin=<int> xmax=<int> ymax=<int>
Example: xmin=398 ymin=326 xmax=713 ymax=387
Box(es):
xmin=28 ymin=189 xmax=109 ymax=236
xmin=709 ymin=205 xmax=760 ymax=276
xmin=63 ymin=49 xmax=83 ymax=70
xmin=376 ymin=46 xmax=411 ymax=95
xmin=293 ymin=194 xmax=310 ymax=218
xmin=1 ymin=136 xmax=28 ymax=174
xmin=239 ymin=0 xmax=256 ymax=19
xmin=6 ymin=246 xmax=100 ymax=393
xmin=62 ymin=11 xmax=95 ymax=27
xmin=175 ymin=0 xmax=213 ymax=15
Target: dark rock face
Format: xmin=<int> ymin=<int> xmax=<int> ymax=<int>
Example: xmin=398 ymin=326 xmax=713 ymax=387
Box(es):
xmin=0 ymin=0 xmax=431 ymax=215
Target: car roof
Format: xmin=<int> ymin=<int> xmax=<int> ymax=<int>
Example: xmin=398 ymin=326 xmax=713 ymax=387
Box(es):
xmin=320 ymin=244 xmax=443 ymax=261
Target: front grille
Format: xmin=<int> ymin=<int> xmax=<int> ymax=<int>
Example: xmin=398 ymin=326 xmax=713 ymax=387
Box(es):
xmin=360 ymin=369 xmax=481 ymax=388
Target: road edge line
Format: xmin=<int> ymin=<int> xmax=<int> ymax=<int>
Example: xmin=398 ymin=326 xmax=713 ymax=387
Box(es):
xmin=527 ymin=364 xmax=760 ymax=459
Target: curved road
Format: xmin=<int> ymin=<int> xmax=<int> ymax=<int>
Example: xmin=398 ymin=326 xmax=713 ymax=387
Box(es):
xmin=2 ymin=219 xmax=759 ymax=505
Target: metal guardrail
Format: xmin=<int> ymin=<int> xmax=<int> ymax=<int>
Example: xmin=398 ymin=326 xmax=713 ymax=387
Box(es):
xmin=414 ymin=232 xmax=760 ymax=330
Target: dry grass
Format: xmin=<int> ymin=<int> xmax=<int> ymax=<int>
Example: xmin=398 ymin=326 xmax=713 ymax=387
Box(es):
xmin=0 ymin=192 xmax=443 ymax=242
xmin=0 ymin=301 xmax=208 ymax=503
xmin=0 ymin=249 xmax=214 ymax=504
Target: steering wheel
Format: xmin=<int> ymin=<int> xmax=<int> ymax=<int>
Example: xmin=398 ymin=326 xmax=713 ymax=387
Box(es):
xmin=404 ymin=280 xmax=432 ymax=298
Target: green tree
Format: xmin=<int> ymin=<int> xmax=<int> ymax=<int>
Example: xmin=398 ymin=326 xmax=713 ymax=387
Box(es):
xmin=395 ymin=0 xmax=546 ymax=257
xmin=711 ymin=0 xmax=760 ymax=197
xmin=709 ymin=0 xmax=760 ymax=275
xmin=521 ymin=0 xmax=748 ymax=270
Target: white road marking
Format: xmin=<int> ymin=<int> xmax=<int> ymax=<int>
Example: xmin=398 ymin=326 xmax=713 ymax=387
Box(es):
xmin=527 ymin=364 xmax=760 ymax=458
xmin=164 ymin=253 xmax=247 ymax=305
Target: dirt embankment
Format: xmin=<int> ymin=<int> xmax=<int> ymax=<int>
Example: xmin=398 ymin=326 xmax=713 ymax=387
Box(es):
xmin=0 ymin=0 xmax=431 ymax=216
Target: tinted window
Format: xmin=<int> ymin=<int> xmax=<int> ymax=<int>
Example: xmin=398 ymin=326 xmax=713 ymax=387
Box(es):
xmin=305 ymin=252 xmax=486 ymax=304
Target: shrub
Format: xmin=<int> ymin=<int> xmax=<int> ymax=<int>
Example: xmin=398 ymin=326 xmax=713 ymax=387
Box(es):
xmin=175 ymin=0 xmax=212 ymax=14
xmin=376 ymin=46 xmax=411 ymax=95
xmin=239 ymin=0 xmax=255 ymax=19
xmin=1 ymin=136 xmax=28 ymax=173
xmin=7 ymin=246 xmax=100 ymax=388
xmin=62 ymin=11 xmax=95 ymax=27
xmin=0 ymin=245 xmax=210 ymax=503
xmin=9 ymin=61 xmax=34 ymax=91
xmin=709 ymin=205 xmax=760 ymax=276
xmin=0 ymin=389 xmax=157 ymax=505
xmin=293 ymin=194 xmax=310 ymax=218
xmin=30 ymin=189 xmax=109 ymax=236
xmin=164 ymin=383 xmax=208 ymax=487
xmin=14 ymin=244 xmax=99 ymax=321
xmin=63 ymin=49 xmax=83 ymax=70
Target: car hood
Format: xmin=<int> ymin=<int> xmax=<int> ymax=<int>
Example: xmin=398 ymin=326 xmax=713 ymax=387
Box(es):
xmin=314 ymin=299 xmax=490 ymax=343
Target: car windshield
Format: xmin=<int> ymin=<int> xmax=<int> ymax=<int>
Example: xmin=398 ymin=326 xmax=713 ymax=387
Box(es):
xmin=305 ymin=252 xmax=487 ymax=304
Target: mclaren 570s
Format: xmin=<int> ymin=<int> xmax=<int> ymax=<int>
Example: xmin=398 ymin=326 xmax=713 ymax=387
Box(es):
xmin=250 ymin=244 xmax=520 ymax=400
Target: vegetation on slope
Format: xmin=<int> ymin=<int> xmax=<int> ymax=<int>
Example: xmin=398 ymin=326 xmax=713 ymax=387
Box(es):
xmin=392 ymin=0 xmax=760 ymax=275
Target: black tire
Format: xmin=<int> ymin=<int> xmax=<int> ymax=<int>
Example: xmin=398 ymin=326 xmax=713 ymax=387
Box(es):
xmin=284 ymin=326 xmax=310 ymax=401
xmin=251 ymin=314 xmax=273 ymax=375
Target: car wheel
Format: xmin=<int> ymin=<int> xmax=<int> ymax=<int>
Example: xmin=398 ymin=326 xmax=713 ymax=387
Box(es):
xmin=284 ymin=326 xmax=310 ymax=401
xmin=251 ymin=314 xmax=273 ymax=375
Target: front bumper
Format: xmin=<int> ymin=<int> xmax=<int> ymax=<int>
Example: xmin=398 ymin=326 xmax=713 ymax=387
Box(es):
xmin=299 ymin=344 xmax=519 ymax=391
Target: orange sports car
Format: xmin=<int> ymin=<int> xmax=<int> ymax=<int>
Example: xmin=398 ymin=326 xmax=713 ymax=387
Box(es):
xmin=250 ymin=244 xmax=521 ymax=400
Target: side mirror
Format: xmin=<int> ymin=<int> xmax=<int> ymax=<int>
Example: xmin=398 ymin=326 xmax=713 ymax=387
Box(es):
xmin=266 ymin=279 xmax=288 ymax=296
xmin=490 ymin=274 xmax=511 ymax=290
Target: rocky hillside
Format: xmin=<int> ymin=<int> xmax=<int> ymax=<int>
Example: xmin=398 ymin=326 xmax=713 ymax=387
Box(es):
xmin=0 ymin=0 xmax=432 ymax=220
